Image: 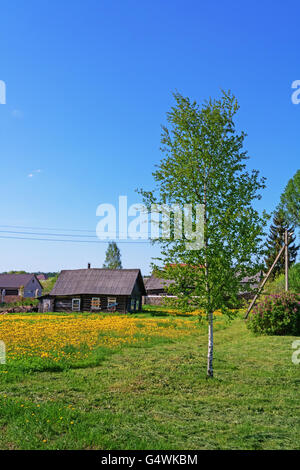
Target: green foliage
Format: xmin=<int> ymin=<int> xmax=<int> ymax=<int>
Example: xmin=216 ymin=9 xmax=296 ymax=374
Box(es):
xmin=279 ymin=169 xmax=300 ymax=228
xmin=139 ymin=91 xmax=268 ymax=317
xmin=40 ymin=275 xmax=59 ymax=294
xmin=264 ymin=210 xmax=298 ymax=279
xmin=247 ymin=292 xmax=300 ymax=335
xmin=5 ymin=270 xmax=27 ymax=274
xmin=288 ymin=262 xmax=300 ymax=291
xmin=103 ymin=242 xmax=122 ymax=269
xmin=264 ymin=263 xmax=300 ymax=294
xmin=0 ymin=298 xmax=38 ymax=310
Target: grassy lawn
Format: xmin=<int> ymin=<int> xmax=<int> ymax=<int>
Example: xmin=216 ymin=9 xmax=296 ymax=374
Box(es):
xmin=0 ymin=306 xmax=299 ymax=450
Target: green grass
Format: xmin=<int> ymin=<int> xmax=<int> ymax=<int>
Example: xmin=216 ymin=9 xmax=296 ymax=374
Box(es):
xmin=0 ymin=308 xmax=299 ymax=450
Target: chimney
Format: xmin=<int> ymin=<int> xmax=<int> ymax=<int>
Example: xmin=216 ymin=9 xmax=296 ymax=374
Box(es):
xmin=87 ymin=263 xmax=91 ymax=269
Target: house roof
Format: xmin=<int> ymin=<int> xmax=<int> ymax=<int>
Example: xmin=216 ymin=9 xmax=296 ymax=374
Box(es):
xmin=36 ymin=274 xmax=48 ymax=281
xmin=50 ymin=269 xmax=146 ymax=296
xmin=240 ymin=271 xmax=263 ymax=285
xmin=0 ymin=273 xmax=39 ymax=289
xmin=145 ymin=274 xmax=174 ymax=292
xmin=144 ymin=271 xmax=263 ymax=294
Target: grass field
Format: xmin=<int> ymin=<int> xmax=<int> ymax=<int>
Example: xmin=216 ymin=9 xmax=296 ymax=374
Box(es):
xmin=0 ymin=306 xmax=299 ymax=450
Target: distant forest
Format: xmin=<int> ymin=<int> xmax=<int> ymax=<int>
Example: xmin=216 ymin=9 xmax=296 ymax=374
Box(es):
xmin=0 ymin=271 xmax=58 ymax=277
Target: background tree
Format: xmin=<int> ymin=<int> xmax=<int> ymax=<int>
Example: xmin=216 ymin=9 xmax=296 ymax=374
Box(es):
xmin=279 ymin=169 xmax=300 ymax=228
xmin=41 ymin=274 xmax=59 ymax=294
xmin=103 ymin=242 xmax=122 ymax=269
xmin=264 ymin=209 xmax=298 ymax=279
xmin=139 ymin=91 xmax=268 ymax=377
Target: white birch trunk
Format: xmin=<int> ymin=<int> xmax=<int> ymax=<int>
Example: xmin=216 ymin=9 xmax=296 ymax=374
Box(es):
xmin=207 ymin=310 xmax=213 ymax=377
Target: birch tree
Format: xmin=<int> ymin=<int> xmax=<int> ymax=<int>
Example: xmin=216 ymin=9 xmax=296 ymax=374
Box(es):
xmin=139 ymin=91 xmax=268 ymax=377
xmin=103 ymin=242 xmax=122 ymax=269
xmin=279 ymin=169 xmax=300 ymax=228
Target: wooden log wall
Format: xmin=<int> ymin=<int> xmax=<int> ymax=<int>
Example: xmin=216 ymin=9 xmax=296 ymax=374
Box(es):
xmin=54 ymin=295 xmax=129 ymax=313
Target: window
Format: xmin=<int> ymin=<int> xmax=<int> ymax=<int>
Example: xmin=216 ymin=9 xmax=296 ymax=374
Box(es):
xmin=91 ymin=297 xmax=101 ymax=309
xmin=72 ymin=298 xmax=81 ymax=312
xmin=6 ymin=289 xmax=18 ymax=296
xmin=107 ymin=297 xmax=116 ymax=307
xmin=130 ymin=298 xmax=136 ymax=311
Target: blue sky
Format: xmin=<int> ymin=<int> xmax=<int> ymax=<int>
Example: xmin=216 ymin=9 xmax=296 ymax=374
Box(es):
xmin=0 ymin=0 xmax=299 ymax=275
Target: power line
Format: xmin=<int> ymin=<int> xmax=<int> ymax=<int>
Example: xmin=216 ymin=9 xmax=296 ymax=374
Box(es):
xmin=0 ymin=230 xmax=102 ymax=238
xmin=0 ymin=224 xmax=96 ymax=232
xmin=0 ymin=226 xmax=149 ymax=237
xmin=0 ymin=235 xmax=152 ymax=244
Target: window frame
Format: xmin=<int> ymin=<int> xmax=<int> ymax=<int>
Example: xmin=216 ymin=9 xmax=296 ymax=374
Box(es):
xmin=91 ymin=297 xmax=101 ymax=310
xmin=107 ymin=297 xmax=117 ymax=307
xmin=72 ymin=298 xmax=81 ymax=312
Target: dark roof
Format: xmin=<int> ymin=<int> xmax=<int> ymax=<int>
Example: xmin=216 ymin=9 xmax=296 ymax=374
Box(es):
xmin=240 ymin=271 xmax=263 ymax=285
xmin=37 ymin=274 xmax=48 ymax=280
xmin=145 ymin=274 xmax=174 ymax=292
xmin=50 ymin=269 xmax=146 ymax=296
xmin=0 ymin=273 xmax=37 ymax=289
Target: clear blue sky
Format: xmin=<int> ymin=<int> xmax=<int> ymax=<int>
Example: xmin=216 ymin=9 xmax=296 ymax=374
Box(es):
xmin=0 ymin=0 xmax=299 ymax=275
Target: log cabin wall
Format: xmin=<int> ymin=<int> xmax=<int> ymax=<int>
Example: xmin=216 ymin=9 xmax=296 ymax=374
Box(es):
xmin=81 ymin=295 xmax=128 ymax=313
xmin=54 ymin=297 xmax=73 ymax=312
xmin=54 ymin=295 xmax=129 ymax=313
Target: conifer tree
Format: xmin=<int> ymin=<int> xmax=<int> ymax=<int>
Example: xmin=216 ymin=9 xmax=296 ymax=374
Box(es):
xmin=264 ymin=210 xmax=298 ymax=279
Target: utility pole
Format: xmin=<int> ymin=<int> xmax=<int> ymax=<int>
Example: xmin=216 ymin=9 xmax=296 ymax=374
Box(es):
xmin=285 ymin=229 xmax=289 ymax=292
xmin=245 ymin=229 xmax=292 ymax=319
xmin=244 ymin=244 xmax=285 ymax=319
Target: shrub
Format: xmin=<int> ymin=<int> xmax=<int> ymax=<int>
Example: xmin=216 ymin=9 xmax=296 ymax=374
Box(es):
xmin=0 ymin=298 xmax=38 ymax=310
xmin=246 ymin=292 xmax=300 ymax=335
xmin=289 ymin=263 xmax=300 ymax=292
xmin=264 ymin=263 xmax=300 ymax=294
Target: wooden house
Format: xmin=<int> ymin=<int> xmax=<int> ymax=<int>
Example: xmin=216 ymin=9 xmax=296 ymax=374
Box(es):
xmin=143 ymin=274 xmax=175 ymax=305
xmin=143 ymin=268 xmax=264 ymax=306
xmin=144 ymin=274 xmax=174 ymax=295
xmin=39 ymin=268 xmax=146 ymax=313
xmin=0 ymin=273 xmax=42 ymax=303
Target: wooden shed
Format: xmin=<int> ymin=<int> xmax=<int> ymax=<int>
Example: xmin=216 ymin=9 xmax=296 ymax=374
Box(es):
xmin=39 ymin=268 xmax=146 ymax=313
